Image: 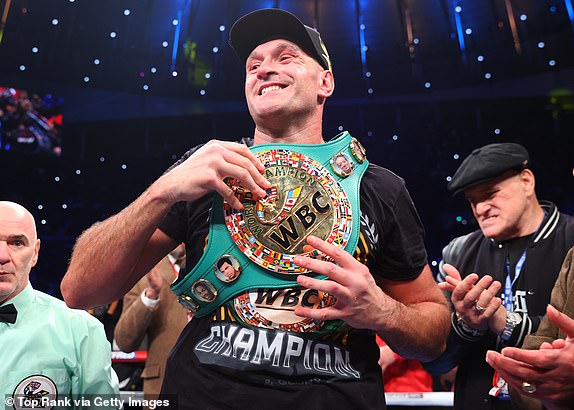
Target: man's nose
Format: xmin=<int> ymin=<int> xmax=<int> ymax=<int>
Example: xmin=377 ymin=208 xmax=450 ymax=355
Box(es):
xmin=474 ymin=201 xmax=490 ymax=216
xmin=0 ymin=242 xmax=10 ymax=264
xmin=257 ymin=57 xmax=278 ymax=77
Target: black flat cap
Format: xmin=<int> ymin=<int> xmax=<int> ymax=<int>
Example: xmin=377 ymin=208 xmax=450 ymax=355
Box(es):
xmin=448 ymin=143 xmax=530 ymax=196
xmin=229 ymin=8 xmax=332 ymax=71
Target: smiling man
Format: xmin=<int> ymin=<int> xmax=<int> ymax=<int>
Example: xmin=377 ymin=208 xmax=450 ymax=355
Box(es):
xmin=424 ymin=143 xmax=574 ymax=410
xmin=61 ymin=8 xmax=449 ymax=409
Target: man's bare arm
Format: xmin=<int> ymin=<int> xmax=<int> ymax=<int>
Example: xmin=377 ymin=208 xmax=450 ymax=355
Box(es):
xmin=61 ymin=186 xmax=177 ymax=308
xmin=378 ymin=265 xmax=451 ymax=361
xmin=61 ymin=141 xmax=270 ymax=308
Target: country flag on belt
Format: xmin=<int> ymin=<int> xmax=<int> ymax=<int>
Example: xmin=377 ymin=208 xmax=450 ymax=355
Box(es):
xmin=284 ymin=186 xmax=302 ymax=208
xmin=256 ymin=186 xmax=279 ymax=218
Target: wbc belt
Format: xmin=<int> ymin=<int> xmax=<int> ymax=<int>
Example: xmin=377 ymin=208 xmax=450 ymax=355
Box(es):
xmin=171 ymin=131 xmax=368 ymax=317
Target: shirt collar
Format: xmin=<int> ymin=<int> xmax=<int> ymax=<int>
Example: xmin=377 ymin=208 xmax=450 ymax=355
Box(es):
xmin=0 ymin=283 xmax=33 ymax=324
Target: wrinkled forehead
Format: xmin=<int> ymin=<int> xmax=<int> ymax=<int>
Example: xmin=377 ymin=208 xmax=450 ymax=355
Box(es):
xmin=248 ymin=39 xmax=314 ymax=62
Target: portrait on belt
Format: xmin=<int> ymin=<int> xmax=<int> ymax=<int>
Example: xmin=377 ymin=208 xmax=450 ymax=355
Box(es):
xmin=192 ymin=279 xmax=217 ymax=302
xmin=214 ymin=255 xmax=241 ymax=283
xmin=330 ymin=152 xmax=355 ymax=177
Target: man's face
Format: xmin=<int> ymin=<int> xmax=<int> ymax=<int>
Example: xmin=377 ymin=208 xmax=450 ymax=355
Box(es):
xmin=335 ymin=156 xmax=352 ymax=174
xmin=196 ymin=285 xmax=211 ymax=300
xmin=0 ymin=203 xmax=40 ymax=304
xmin=464 ymin=171 xmax=531 ymax=241
xmin=219 ymin=261 xmax=236 ymax=279
xmin=244 ymin=39 xmax=325 ymax=125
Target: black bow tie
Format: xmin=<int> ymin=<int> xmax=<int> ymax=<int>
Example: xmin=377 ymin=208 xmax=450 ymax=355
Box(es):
xmin=0 ymin=303 xmax=17 ymax=324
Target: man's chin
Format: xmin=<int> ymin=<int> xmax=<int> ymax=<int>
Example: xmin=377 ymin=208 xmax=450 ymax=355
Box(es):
xmin=0 ymin=286 xmax=16 ymax=303
xmin=480 ymin=225 xmax=501 ymax=240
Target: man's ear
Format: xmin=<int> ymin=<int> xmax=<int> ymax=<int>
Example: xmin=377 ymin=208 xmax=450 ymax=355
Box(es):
xmin=318 ymin=70 xmax=335 ymax=98
xmin=520 ymin=169 xmax=536 ymax=196
xmin=31 ymin=238 xmax=41 ymax=268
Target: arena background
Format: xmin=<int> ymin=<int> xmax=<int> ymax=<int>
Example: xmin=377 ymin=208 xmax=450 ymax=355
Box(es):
xmin=1 ymin=0 xmax=573 ymax=330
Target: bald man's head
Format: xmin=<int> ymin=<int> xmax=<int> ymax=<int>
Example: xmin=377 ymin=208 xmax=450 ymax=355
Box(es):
xmin=0 ymin=201 xmax=41 ymax=303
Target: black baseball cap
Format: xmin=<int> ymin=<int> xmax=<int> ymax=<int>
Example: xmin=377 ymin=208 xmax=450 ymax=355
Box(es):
xmin=229 ymin=8 xmax=332 ymax=71
xmin=448 ymin=143 xmax=530 ymax=196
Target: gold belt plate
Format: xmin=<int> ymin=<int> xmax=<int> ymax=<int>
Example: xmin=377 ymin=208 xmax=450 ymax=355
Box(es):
xmin=224 ymin=149 xmax=353 ymax=274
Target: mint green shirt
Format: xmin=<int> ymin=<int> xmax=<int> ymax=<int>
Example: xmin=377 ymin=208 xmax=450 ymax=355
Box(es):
xmin=1 ymin=284 xmax=119 ymax=408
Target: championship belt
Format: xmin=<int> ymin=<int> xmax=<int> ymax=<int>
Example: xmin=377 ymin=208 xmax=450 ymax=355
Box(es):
xmin=171 ymin=131 xmax=369 ymax=317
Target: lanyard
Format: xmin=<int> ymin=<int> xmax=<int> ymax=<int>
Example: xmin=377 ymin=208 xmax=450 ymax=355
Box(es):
xmin=503 ymin=251 xmax=526 ymax=312
xmin=502 ymin=209 xmax=547 ymax=312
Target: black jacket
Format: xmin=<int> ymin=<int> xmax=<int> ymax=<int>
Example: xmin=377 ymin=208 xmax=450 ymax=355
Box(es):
xmin=425 ymin=201 xmax=574 ymax=410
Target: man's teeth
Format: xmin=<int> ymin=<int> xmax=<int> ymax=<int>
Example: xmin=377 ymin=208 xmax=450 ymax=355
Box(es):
xmin=261 ymin=85 xmax=281 ymax=95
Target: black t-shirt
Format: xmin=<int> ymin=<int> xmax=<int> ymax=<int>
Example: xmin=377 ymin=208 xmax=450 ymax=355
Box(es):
xmin=158 ymin=141 xmax=427 ymax=410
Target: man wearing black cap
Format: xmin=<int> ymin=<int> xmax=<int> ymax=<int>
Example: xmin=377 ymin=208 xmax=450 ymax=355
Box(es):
xmin=424 ymin=143 xmax=574 ymax=410
xmin=61 ymin=8 xmax=450 ymax=409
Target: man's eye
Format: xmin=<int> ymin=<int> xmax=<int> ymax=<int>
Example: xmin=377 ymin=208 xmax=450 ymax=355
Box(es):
xmin=13 ymin=240 xmax=23 ymax=246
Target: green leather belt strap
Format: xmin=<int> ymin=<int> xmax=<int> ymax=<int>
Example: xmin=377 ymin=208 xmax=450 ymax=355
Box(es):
xmin=172 ymin=131 xmax=369 ymax=317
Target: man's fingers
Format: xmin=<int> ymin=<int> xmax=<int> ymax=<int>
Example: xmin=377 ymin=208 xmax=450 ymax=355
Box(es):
xmin=450 ymin=273 xmax=479 ymax=304
xmin=442 ymin=264 xmax=462 ymax=281
xmin=220 ymin=149 xmax=270 ymax=191
xmin=444 ymin=276 xmax=460 ymax=287
xmin=294 ymin=257 xmax=341 ymax=282
xmin=296 ymin=274 xmax=341 ymax=296
xmin=305 ymin=235 xmax=355 ymax=268
xmin=217 ymin=160 xmax=269 ymax=199
xmin=486 ymin=350 xmax=540 ymax=386
xmin=451 ymin=274 xmax=477 ymax=295
xmin=500 ymin=346 xmax=559 ymax=370
xmin=294 ymin=306 xmax=335 ymax=322
xmin=547 ymin=304 xmax=574 ymax=339
xmin=438 ymin=282 xmax=455 ymax=292
xmin=198 ymin=141 xmax=271 ymax=199
xmin=215 ymin=180 xmax=244 ymax=210
xmin=474 ymin=280 xmax=502 ymax=313
xmin=550 ymin=339 xmax=566 ymax=349
xmin=218 ymin=141 xmax=266 ymax=173
xmin=486 ymin=350 xmax=521 ymax=380
xmin=464 ymin=275 xmax=494 ymax=306
xmin=482 ymin=297 xmax=502 ymax=315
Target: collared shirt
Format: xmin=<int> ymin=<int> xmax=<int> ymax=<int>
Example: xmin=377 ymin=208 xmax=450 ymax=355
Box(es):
xmin=1 ymin=283 xmax=119 ymax=406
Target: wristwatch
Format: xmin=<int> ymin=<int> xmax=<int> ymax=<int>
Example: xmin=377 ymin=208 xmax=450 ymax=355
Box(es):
xmin=501 ymin=312 xmax=522 ymax=342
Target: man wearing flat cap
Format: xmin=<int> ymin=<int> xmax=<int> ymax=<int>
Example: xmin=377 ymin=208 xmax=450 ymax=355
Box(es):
xmin=61 ymin=7 xmax=450 ymax=409
xmin=424 ymin=143 xmax=574 ymax=410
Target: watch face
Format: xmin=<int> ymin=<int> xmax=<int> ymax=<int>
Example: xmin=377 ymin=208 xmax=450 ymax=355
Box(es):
xmin=502 ymin=312 xmax=522 ymax=341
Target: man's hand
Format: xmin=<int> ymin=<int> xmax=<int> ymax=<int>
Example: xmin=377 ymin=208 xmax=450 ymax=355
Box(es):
xmin=145 ymin=267 xmax=163 ymax=300
xmin=439 ymin=264 xmax=504 ymax=332
xmin=293 ymin=235 xmax=392 ymax=330
xmin=293 ymin=235 xmax=449 ymax=361
xmin=486 ymin=305 xmax=574 ymax=410
xmin=158 ymin=140 xmax=271 ymax=209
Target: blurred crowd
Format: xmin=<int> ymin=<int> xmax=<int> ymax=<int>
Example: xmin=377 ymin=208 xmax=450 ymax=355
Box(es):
xmin=0 ymin=86 xmax=63 ymax=156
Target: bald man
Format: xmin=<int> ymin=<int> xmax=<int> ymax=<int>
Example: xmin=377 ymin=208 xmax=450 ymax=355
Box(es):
xmin=0 ymin=201 xmax=119 ymax=406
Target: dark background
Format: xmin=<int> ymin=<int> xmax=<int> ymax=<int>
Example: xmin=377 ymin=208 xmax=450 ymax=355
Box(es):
xmin=1 ymin=0 xmax=573 ymax=296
